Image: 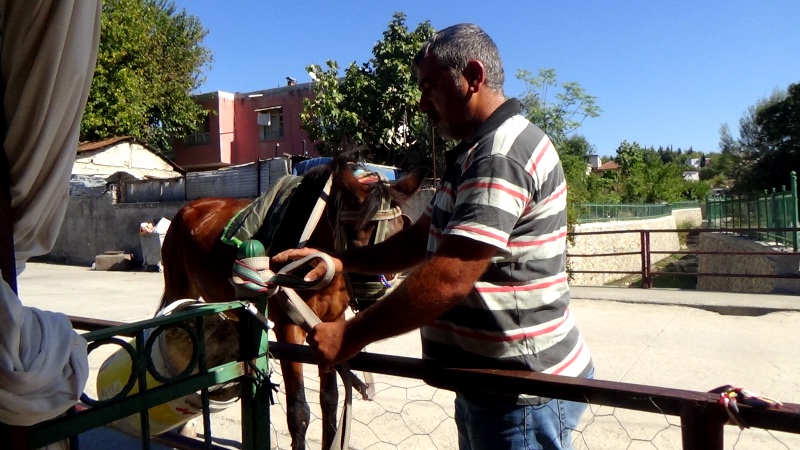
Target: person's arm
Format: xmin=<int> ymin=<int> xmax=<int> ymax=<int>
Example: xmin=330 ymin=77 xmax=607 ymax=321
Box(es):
xmin=306 ymin=234 xmax=497 ymax=372
xmin=272 ymin=214 xmax=431 ymax=280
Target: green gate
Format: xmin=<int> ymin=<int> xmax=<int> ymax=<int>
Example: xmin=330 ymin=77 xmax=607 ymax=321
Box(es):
xmin=8 ymin=299 xmax=271 ymax=449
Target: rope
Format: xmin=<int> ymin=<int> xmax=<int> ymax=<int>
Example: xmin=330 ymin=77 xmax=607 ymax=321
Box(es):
xmin=231 ymin=252 xmax=371 ymax=450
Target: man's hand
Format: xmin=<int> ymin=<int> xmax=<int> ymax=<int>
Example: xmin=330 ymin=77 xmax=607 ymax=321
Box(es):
xmin=271 ymin=247 xmax=343 ymax=282
xmin=306 ymin=321 xmax=362 ymax=373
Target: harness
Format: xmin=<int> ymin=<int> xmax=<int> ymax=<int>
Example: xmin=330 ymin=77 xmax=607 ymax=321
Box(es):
xmin=225 ymin=167 xmax=403 ymax=450
xmin=222 ymin=168 xmax=403 ymax=312
xmin=331 ymin=171 xmax=403 ymax=312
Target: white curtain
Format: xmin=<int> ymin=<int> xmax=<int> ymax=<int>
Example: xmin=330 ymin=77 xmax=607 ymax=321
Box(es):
xmin=2 ymin=0 xmax=101 ymax=272
xmin=0 ymin=0 xmax=101 ymax=438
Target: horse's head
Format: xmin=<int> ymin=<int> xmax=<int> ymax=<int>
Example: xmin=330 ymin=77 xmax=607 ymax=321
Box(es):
xmin=329 ymin=156 xmax=426 ymax=251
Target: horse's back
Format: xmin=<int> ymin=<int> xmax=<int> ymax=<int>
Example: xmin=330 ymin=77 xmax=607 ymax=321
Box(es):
xmin=161 ymin=198 xmax=251 ymax=306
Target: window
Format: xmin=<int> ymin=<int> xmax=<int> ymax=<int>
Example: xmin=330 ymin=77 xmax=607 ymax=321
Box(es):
xmin=183 ymin=113 xmax=211 ymax=146
xmin=257 ymin=107 xmax=283 ymax=141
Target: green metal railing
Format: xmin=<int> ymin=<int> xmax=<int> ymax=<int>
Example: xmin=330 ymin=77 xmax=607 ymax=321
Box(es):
xmin=670 ymin=200 xmax=700 ymax=210
xmin=14 ymin=300 xmax=271 ymax=450
xmin=706 ymin=172 xmax=799 ymax=251
xmin=575 ymin=203 xmax=673 ymax=223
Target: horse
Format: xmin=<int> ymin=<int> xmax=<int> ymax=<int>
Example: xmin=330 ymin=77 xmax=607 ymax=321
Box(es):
xmin=158 ymin=155 xmax=425 ymax=450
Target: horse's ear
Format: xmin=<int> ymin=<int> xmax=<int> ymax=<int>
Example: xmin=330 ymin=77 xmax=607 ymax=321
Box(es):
xmin=393 ymin=167 xmax=427 ymax=197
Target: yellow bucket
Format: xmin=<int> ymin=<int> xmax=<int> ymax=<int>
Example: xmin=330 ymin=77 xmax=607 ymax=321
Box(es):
xmin=96 ymin=300 xmax=240 ymax=436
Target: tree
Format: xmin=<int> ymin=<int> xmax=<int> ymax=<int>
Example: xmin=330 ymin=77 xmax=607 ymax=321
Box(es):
xmin=517 ymin=68 xmax=601 ymax=145
xmin=612 ymin=142 xmax=687 ymax=203
xmin=748 ymin=83 xmax=800 ymax=189
xmin=301 ymin=13 xmax=437 ymax=170
xmin=81 ymin=0 xmax=211 ymax=154
xmin=722 ymin=88 xmax=788 ymax=193
xmin=614 ymin=140 xmax=644 ymax=173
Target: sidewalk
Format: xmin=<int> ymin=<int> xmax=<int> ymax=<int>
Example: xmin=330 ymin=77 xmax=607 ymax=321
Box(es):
xmin=14 ymin=262 xmax=800 ymax=449
xmin=570 ymin=285 xmax=800 ymax=315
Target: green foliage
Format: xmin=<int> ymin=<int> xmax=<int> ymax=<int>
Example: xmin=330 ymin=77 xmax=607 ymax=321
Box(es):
xmin=517 ymin=69 xmax=601 ymax=146
xmin=607 ymin=141 xmax=694 ymax=203
xmin=301 ymin=13 xmax=438 ymax=171
xmin=736 ymin=83 xmax=800 ymax=193
xmin=720 ymin=87 xmax=792 ymax=194
xmin=81 ymin=0 xmax=211 ymax=154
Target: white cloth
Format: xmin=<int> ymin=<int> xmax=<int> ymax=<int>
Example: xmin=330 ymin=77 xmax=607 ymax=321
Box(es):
xmin=0 ymin=0 xmax=101 ymax=436
xmin=2 ymin=0 xmax=101 ymax=272
xmin=0 ymin=272 xmax=88 ymax=426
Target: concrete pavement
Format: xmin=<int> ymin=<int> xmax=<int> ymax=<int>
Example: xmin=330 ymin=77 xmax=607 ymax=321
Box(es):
xmin=14 ymin=262 xmax=800 ymax=449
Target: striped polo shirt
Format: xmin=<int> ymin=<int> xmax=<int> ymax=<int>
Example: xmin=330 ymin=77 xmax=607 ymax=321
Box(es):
xmin=421 ymin=99 xmax=593 ymax=384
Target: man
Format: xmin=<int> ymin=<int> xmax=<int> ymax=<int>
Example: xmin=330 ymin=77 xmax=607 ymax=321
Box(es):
xmin=0 ymin=0 xmax=101 ymax=435
xmin=273 ymin=23 xmax=593 ymax=450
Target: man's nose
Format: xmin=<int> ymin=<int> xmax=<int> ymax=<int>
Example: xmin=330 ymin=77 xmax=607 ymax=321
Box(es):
xmin=417 ymin=94 xmax=430 ymax=113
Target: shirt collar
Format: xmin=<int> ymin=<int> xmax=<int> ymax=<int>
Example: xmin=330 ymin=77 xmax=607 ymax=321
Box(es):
xmin=445 ymin=98 xmax=523 ymax=167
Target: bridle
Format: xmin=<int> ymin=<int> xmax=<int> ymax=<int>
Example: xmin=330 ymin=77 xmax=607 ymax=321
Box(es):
xmin=330 ymin=170 xmax=404 ymax=312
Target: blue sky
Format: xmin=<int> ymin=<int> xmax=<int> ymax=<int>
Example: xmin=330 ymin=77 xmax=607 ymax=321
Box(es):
xmin=172 ymin=0 xmax=799 ymax=157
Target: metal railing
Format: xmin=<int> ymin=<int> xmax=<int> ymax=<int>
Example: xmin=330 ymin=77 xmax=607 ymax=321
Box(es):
xmin=706 ymin=172 xmax=799 ymax=251
xmin=7 ymin=272 xmax=800 ymax=449
xmin=670 ymin=200 xmax=701 ymax=210
xmin=567 ymin=227 xmax=800 ymax=289
xmin=6 ymin=300 xmax=271 ymax=450
xmin=575 ymin=201 xmax=701 ymax=224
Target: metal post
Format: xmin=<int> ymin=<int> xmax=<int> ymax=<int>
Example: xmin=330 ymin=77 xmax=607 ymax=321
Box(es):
xmin=640 ymin=231 xmax=651 ymax=288
xmin=680 ymin=405 xmax=725 ymax=450
xmin=239 ymin=297 xmax=270 ymax=450
xmin=771 ymin=188 xmax=778 ymax=244
xmin=791 ymin=171 xmax=798 ymax=251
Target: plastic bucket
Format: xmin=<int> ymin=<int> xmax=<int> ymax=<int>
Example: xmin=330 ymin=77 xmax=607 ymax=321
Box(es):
xmin=96 ymin=300 xmax=240 ymax=436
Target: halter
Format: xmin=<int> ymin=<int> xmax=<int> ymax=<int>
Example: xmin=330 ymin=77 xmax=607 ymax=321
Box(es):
xmin=332 ymin=170 xmax=403 ymax=312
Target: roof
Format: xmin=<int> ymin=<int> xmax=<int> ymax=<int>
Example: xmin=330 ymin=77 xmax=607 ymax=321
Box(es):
xmin=77 ymin=136 xmax=185 ymax=174
xmin=595 ymin=161 xmax=621 ymax=171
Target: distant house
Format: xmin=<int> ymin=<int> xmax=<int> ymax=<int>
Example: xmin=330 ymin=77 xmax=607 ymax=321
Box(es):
xmin=75 ymin=136 xmax=184 ymax=179
xmin=72 ymin=136 xmax=185 ymax=199
xmin=593 ymin=160 xmax=621 ymax=174
xmin=683 ymin=170 xmax=700 ymax=182
xmin=172 ymin=79 xmax=318 ymax=171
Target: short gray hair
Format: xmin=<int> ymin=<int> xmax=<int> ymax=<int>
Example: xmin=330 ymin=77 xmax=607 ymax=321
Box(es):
xmin=413 ymin=23 xmax=505 ymax=92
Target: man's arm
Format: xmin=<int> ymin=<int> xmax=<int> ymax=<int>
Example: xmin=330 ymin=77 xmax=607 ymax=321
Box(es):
xmin=307 ymin=234 xmax=497 ymax=372
xmin=272 ymin=214 xmax=431 ymax=280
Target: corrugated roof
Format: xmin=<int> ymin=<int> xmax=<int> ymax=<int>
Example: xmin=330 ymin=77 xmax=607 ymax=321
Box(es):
xmin=77 ymin=136 xmax=136 ymax=153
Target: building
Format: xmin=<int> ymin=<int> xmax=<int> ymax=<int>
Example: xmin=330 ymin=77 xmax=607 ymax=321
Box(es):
xmin=74 ymin=136 xmax=183 ymax=179
xmin=172 ymin=80 xmax=319 ymax=171
xmin=593 ymin=160 xmax=622 ymax=174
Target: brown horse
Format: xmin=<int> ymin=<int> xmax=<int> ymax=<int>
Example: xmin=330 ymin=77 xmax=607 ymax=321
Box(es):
xmin=159 ymin=156 xmax=425 ymax=450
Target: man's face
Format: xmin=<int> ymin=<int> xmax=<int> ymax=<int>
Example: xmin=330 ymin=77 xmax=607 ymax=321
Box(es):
xmin=415 ymin=56 xmax=470 ymax=141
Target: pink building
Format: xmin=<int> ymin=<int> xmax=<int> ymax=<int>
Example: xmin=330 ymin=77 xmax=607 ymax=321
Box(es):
xmin=173 ymin=80 xmax=319 ymax=170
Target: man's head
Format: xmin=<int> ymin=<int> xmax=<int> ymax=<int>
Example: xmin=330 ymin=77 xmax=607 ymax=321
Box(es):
xmin=412 ymin=23 xmax=506 ymax=142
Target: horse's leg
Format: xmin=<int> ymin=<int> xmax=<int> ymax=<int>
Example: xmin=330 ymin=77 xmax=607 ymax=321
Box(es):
xmin=274 ymin=323 xmax=311 ymax=450
xmin=318 ymin=366 xmax=338 ymax=449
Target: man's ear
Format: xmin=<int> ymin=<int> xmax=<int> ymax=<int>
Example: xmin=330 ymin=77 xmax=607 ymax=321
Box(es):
xmin=463 ymin=60 xmax=486 ymax=92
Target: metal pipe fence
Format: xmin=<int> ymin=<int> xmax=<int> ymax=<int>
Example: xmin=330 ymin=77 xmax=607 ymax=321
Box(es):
xmin=706 ymin=172 xmax=799 ymax=251
xmin=5 ymin=289 xmax=799 ymax=449
xmin=568 ymin=227 xmax=800 ymax=289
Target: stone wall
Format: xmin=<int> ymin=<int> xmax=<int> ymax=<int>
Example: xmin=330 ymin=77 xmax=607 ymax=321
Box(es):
xmin=568 ymin=215 xmax=681 ymax=286
xmin=671 ymin=208 xmax=703 ymax=227
xmin=697 ymin=233 xmax=800 ymax=294
xmin=39 ymin=194 xmax=186 ymax=266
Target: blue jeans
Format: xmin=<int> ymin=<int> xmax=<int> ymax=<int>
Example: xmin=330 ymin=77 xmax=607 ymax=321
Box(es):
xmin=455 ymin=388 xmax=589 ymax=450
